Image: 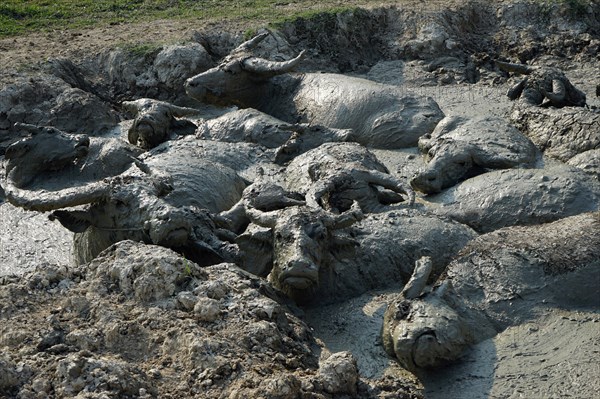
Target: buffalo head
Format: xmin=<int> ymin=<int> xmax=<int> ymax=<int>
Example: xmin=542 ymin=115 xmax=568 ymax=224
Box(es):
xmin=123 ymin=99 xmax=198 ymax=150
xmin=241 ymin=202 xmax=362 ymax=297
xmin=185 ymin=33 xmax=305 ymax=105
xmin=410 ymin=137 xmax=476 ymax=194
xmin=496 ymin=60 xmax=586 ymax=107
xmin=273 ymin=126 xmax=354 ymax=165
xmin=5 ymin=123 xmax=89 ymax=188
xmin=382 ymin=258 xmax=473 ymax=372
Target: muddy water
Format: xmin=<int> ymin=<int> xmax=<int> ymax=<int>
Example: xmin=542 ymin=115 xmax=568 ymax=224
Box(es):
xmin=420 ymin=309 xmax=600 ymax=399
xmin=0 ymin=202 xmax=72 ymax=276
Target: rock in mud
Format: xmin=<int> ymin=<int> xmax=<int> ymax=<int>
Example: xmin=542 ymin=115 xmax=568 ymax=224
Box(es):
xmin=318 ymin=351 xmax=359 ymax=395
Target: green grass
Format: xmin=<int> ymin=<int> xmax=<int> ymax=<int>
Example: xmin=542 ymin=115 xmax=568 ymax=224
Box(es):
xmin=0 ymin=0 xmax=373 ymax=38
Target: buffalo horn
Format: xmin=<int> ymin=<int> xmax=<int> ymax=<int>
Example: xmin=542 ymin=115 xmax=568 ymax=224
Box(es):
xmin=242 ymin=50 xmax=306 ymax=77
xmin=543 ymin=79 xmax=566 ymax=102
xmin=245 ymin=207 xmax=279 ymax=228
xmin=234 ymin=32 xmax=270 ymax=52
xmin=13 ymin=122 xmax=42 ymax=135
xmin=326 ymin=201 xmax=363 ymax=230
xmin=495 ymin=60 xmax=534 ymax=75
xmin=3 ymin=180 xmax=110 ymax=212
xmin=167 ymin=104 xmax=200 ymax=118
xmin=401 ymin=257 xmax=433 ymax=299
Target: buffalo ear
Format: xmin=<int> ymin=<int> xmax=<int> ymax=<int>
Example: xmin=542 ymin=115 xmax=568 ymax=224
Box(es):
xmin=49 ymin=210 xmax=92 ymax=233
xmin=235 ymin=227 xmax=273 ymax=277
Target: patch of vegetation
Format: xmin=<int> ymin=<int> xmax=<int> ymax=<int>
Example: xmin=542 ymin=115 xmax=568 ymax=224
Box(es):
xmin=0 ymin=0 xmax=383 ymax=39
xmin=243 ymin=28 xmax=258 ymax=41
xmin=119 ymin=42 xmax=163 ymax=57
xmin=270 ymin=6 xmax=360 ymax=28
xmin=183 ymin=258 xmax=192 ymax=276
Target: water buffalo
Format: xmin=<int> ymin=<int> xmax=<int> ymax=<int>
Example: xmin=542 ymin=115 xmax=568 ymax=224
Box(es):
xmin=185 ymin=33 xmax=444 ymax=148
xmin=2 ymin=129 xmax=266 ymax=265
xmin=236 ymin=200 xmax=477 ymax=305
xmin=496 ymin=60 xmax=586 ymax=107
xmin=283 ymin=142 xmax=414 ymax=213
xmin=218 ymin=142 xmax=415 ymax=237
xmin=123 ymin=98 xmax=199 ymax=150
xmin=382 ymin=212 xmax=600 ymax=372
xmin=4 ymin=123 xmax=141 ymax=205
xmin=410 ymin=116 xmax=540 ymax=194
xmin=428 ymin=163 xmax=600 ymax=233
xmin=196 ymin=108 xmax=353 ymax=164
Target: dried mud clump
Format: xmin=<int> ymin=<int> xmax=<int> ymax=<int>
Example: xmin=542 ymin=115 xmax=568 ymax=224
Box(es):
xmin=510 ymin=106 xmax=600 ymax=162
xmin=0 ymin=241 xmax=423 ymax=398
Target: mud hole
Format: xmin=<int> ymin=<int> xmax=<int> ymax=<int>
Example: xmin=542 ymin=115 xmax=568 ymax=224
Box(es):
xmin=1 ymin=1 xmax=599 ymax=398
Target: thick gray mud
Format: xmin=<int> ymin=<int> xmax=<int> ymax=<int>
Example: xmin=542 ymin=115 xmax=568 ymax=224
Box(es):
xmin=1 ymin=1 xmax=599 ymax=398
xmin=0 ymin=203 xmax=72 ymax=276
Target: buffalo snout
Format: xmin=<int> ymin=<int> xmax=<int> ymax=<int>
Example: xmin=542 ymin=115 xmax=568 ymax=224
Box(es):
xmin=278 ymin=258 xmax=319 ymax=289
xmin=410 ymin=169 xmax=442 ymax=194
xmin=185 ymin=70 xmax=216 ymax=102
xmin=184 ymin=76 xmax=205 ymax=100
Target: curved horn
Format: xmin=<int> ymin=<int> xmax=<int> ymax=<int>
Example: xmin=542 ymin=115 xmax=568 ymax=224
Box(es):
xmin=234 ymin=32 xmax=270 ymax=52
xmin=495 ymin=60 xmax=534 ymax=75
xmin=360 ymin=169 xmax=416 ymax=206
xmin=3 ymin=179 xmax=110 ymax=212
xmin=241 ymin=50 xmax=306 ymax=77
xmin=13 ymin=122 xmax=64 ymax=136
xmin=167 ymin=104 xmax=200 ymax=118
xmin=542 ymin=79 xmax=566 ymax=103
xmin=325 ymin=201 xmax=363 ymax=230
xmin=13 ymin=122 xmax=42 ymax=135
xmin=507 ymin=78 xmax=527 ymax=100
xmin=127 ymin=124 xmax=140 ymax=146
xmin=122 ymin=99 xmax=199 ymax=118
xmin=401 ymin=256 xmax=433 ymax=299
xmin=245 ymin=207 xmax=279 ymax=228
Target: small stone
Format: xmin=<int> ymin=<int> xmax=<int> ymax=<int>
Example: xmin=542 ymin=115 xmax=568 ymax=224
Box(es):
xmin=194 ymin=297 xmax=220 ymax=322
xmin=318 ymin=351 xmax=358 ymax=395
xmin=148 ymin=368 xmax=161 ymax=379
xmin=176 ymin=291 xmax=197 ymax=311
